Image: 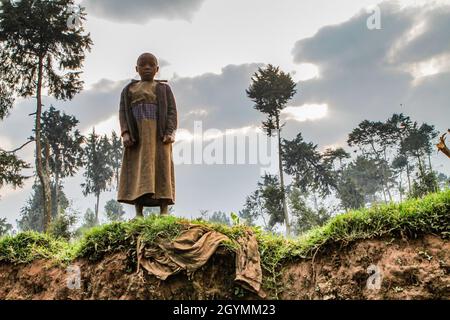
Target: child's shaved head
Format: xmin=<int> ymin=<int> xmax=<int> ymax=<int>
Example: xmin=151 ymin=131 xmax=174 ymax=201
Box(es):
xmin=137 ymin=53 xmax=158 ymax=66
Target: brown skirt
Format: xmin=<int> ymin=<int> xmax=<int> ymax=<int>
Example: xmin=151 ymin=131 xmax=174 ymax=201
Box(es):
xmin=117 ymin=115 xmax=175 ymax=207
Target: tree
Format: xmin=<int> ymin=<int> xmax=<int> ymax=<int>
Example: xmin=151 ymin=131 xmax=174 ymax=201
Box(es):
xmin=401 ymin=122 xmax=438 ymax=175
xmin=386 ymin=113 xmax=414 ymax=192
xmin=81 ymin=128 xmax=114 ymax=224
xmin=322 ymin=147 xmax=351 ymax=170
xmin=109 ymin=131 xmax=123 ymax=190
xmin=322 ymin=147 xmax=365 ymax=210
xmin=246 ymin=64 xmax=297 ymax=235
xmin=81 ymin=208 xmax=97 ymax=229
xmin=41 ymin=105 xmax=84 ymax=214
xmin=348 ymin=120 xmax=396 ymax=202
xmin=436 ymin=172 xmax=450 ymax=190
xmin=17 ymin=180 xmax=69 ymax=232
xmin=0 ymin=150 xmax=30 ymax=192
xmin=392 ymin=155 xmax=408 ymax=201
xmin=200 ymin=210 xmax=231 ymax=226
xmin=289 ymin=187 xmax=331 ymax=235
xmin=48 ymin=205 xmax=78 ymax=240
xmin=0 ymin=0 xmax=92 ymax=231
xmin=282 ymin=133 xmax=336 ymax=211
xmin=241 ymin=174 xmax=284 ymax=232
xmin=238 ymin=203 xmax=258 ymax=227
xmin=401 ymin=122 xmax=439 ymax=196
xmin=335 ymin=171 xmax=365 ymax=210
xmin=409 ymin=171 xmax=439 ymax=199
xmin=344 ymin=156 xmax=384 ymax=204
xmin=104 ymin=199 xmax=126 ymax=222
xmin=0 ymin=217 xmax=13 ymax=236
xmin=0 ymin=79 xmax=14 ymax=119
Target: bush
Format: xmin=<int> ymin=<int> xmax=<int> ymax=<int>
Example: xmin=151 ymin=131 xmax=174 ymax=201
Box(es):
xmin=48 ymin=209 xmax=78 ymax=241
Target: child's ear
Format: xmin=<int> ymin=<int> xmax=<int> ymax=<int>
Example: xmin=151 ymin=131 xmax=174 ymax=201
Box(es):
xmin=135 ymin=66 xmax=138 ymax=73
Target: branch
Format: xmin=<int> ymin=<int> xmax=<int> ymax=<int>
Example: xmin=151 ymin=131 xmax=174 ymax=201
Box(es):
xmin=436 ymin=130 xmax=450 ymax=158
xmin=1 ymin=138 xmax=35 ymax=153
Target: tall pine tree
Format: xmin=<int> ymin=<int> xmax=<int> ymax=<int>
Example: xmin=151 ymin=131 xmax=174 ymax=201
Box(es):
xmin=246 ymin=65 xmax=297 ymax=236
xmin=0 ymin=0 xmax=92 ymax=230
xmin=81 ymin=128 xmax=114 ymax=223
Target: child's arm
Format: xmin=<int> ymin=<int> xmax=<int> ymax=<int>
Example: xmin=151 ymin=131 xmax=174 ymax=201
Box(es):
xmin=164 ymin=85 xmax=178 ymax=142
xmin=119 ymin=88 xmax=129 ymax=137
xmin=119 ymin=87 xmax=134 ymax=147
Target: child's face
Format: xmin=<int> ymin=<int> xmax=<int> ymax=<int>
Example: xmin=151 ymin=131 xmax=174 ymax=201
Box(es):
xmin=136 ymin=55 xmax=159 ymax=81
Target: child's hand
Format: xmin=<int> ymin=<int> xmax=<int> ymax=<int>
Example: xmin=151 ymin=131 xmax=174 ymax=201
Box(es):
xmin=162 ymin=134 xmax=175 ymax=144
xmin=122 ymin=132 xmax=134 ymax=147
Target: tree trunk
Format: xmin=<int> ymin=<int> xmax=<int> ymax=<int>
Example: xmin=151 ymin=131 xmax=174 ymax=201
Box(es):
xmin=417 ymin=156 xmax=425 ymax=177
xmin=406 ymin=161 xmax=412 ymax=193
xmin=381 ymin=180 xmax=387 ymax=203
xmin=382 ymin=149 xmax=393 ymax=202
xmin=95 ymin=192 xmax=100 ymax=224
xmin=55 ymin=170 xmax=60 ymax=217
xmin=276 ymin=124 xmax=290 ymax=237
xmin=427 ymin=153 xmax=432 ymax=172
xmin=35 ymin=57 xmax=53 ymax=232
xmin=312 ymin=192 xmax=318 ymax=211
xmin=116 ymin=168 xmax=119 ymax=191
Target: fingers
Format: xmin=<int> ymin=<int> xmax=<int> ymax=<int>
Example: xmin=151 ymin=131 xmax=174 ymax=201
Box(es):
xmin=123 ymin=139 xmax=134 ymax=147
xmin=162 ymin=136 xmax=175 ymax=144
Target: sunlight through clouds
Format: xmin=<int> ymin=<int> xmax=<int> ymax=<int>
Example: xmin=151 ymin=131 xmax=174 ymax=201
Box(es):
xmin=83 ymin=114 xmax=121 ymax=136
xmin=409 ymin=54 xmax=450 ymax=84
xmin=281 ymin=104 xmax=328 ymax=122
xmin=291 ymin=63 xmax=320 ymax=82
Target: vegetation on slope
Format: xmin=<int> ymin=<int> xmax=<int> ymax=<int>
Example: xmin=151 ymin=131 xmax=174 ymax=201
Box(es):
xmin=1 ymin=189 xmax=449 ymax=293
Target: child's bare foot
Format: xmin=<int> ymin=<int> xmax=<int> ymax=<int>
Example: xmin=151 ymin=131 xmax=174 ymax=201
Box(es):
xmin=135 ymin=203 xmax=144 ymax=218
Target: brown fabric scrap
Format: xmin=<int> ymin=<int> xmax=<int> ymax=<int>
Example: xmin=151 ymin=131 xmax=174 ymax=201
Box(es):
xmin=136 ymin=224 xmax=265 ymax=297
xmin=234 ymin=229 xmax=266 ymax=298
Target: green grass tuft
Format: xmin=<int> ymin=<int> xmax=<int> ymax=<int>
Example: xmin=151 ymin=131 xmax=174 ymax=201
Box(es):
xmin=0 ymin=231 xmax=75 ymax=264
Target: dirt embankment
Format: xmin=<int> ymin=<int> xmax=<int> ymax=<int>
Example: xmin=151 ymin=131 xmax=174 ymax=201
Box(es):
xmin=0 ymin=235 xmax=448 ymax=300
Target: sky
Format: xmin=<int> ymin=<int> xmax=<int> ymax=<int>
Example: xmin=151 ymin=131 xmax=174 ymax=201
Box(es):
xmin=1 ymin=0 xmax=450 ymax=227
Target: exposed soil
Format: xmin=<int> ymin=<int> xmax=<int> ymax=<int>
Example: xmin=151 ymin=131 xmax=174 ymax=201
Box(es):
xmin=0 ymin=235 xmax=448 ymax=300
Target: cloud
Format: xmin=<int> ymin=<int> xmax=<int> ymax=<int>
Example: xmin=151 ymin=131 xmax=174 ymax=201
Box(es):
xmin=392 ymin=4 xmax=450 ymax=64
xmin=286 ymin=1 xmax=450 ymax=150
xmin=281 ymin=104 xmax=328 ymax=122
xmin=171 ymin=63 xmax=265 ymax=131
xmin=81 ymin=0 xmax=206 ymax=24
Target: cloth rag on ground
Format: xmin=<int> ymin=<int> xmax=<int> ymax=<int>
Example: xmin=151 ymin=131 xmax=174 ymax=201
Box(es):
xmin=136 ymin=224 xmax=265 ymax=298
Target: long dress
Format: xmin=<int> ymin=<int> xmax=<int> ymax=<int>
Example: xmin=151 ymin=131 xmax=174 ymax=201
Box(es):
xmin=117 ymin=80 xmax=175 ymax=207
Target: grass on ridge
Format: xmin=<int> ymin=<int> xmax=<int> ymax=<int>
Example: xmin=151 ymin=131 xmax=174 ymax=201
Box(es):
xmin=0 ymin=189 xmax=448 ymax=268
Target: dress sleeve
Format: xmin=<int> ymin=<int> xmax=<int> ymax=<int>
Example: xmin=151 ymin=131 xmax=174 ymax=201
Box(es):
xmin=119 ymin=87 xmax=129 ymax=136
xmin=164 ymin=84 xmax=178 ymax=139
